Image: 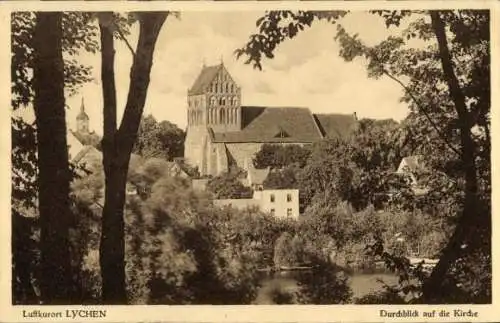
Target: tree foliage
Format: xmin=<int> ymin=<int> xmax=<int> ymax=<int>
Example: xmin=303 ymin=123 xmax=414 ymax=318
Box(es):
xmin=207 ymin=170 xmax=253 ymax=199
xmin=253 ymin=144 xmax=311 ymax=169
xmin=237 ymin=9 xmax=490 ymax=303
xmin=133 ymin=114 xmax=185 ymax=160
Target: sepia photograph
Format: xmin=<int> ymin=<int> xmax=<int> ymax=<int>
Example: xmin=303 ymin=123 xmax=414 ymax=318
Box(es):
xmin=7 ymin=1 xmax=493 ymax=315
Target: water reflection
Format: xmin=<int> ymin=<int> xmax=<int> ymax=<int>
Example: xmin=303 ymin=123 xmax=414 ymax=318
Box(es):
xmin=254 ymin=268 xmax=399 ymax=304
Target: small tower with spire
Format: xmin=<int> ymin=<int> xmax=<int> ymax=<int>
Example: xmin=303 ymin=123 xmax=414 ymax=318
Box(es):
xmin=76 ymin=97 xmax=89 ymax=134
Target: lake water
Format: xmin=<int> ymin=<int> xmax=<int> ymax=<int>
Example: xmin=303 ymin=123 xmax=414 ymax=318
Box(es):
xmin=254 ymin=271 xmax=399 ymax=304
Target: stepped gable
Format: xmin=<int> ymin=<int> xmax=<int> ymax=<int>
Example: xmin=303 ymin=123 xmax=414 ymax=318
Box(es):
xmin=212 ymin=106 xmax=323 ymax=143
xmin=188 ymin=64 xmax=221 ymax=95
xmin=313 ymin=113 xmax=358 ymax=140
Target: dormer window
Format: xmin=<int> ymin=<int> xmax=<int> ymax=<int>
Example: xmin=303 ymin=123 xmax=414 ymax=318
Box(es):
xmin=274 ymin=128 xmax=290 ymax=138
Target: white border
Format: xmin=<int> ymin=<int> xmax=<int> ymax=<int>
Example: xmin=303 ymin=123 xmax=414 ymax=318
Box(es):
xmin=0 ymin=1 xmax=498 ymax=322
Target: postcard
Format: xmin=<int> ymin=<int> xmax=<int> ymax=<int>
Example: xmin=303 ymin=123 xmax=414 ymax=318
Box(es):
xmin=0 ymin=0 xmax=498 ymax=322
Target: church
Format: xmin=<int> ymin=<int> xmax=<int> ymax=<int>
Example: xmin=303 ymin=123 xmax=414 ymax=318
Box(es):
xmin=184 ymin=62 xmax=359 ymax=177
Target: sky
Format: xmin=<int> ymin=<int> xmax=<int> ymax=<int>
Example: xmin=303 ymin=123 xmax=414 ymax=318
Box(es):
xmin=40 ymin=11 xmax=412 ymax=135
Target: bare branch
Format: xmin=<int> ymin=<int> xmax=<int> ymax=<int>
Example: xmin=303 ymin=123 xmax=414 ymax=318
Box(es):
xmin=113 ymin=21 xmax=136 ymax=58
xmin=382 ymin=69 xmax=462 ymax=156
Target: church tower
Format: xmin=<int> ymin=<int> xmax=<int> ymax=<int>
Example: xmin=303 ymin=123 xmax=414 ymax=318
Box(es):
xmin=184 ymin=61 xmax=241 ymax=176
xmin=186 ymin=61 xmax=242 ymax=133
xmin=76 ymin=97 xmax=89 ymax=134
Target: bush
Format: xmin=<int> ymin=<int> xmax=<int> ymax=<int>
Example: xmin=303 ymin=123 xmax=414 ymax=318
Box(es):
xmin=294 ymin=264 xmax=352 ymax=304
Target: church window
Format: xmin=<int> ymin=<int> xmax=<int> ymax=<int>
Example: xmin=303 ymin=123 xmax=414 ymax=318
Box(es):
xmin=287 ymin=193 xmax=292 ymax=202
xmin=230 ymin=84 xmax=234 ymax=92
xmin=210 ymin=96 xmax=216 ymax=106
xmin=287 ymin=208 xmax=293 ymax=217
xmin=270 ymin=194 xmax=275 ymax=203
xmin=225 ymin=83 xmax=229 ymax=92
xmin=233 ymin=97 xmax=238 ymax=106
xmin=221 ymin=97 xmax=226 ymax=106
xmin=220 ymin=109 xmax=226 ymax=124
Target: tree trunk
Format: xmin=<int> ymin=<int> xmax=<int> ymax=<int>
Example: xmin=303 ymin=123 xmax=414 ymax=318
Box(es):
xmin=422 ymin=11 xmax=481 ymax=303
xmin=33 ymin=12 xmax=74 ymax=304
xmin=99 ymin=12 xmax=167 ymax=304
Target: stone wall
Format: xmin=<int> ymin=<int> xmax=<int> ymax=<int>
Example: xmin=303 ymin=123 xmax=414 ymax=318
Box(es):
xmin=225 ymin=142 xmax=263 ymax=171
xmin=184 ymin=127 xmax=210 ymax=174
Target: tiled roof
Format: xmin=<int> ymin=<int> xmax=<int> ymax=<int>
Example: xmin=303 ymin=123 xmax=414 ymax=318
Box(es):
xmin=72 ymin=145 xmax=102 ymax=167
xmin=212 ymin=106 xmax=323 ymax=143
xmin=71 ymin=130 xmax=101 ymax=148
xmin=188 ymin=64 xmax=221 ymax=95
xmin=313 ymin=113 xmax=358 ymax=140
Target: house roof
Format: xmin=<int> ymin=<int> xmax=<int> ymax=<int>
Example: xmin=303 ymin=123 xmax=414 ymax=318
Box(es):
xmin=72 ymin=145 xmax=102 ymax=169
xmin=71 ymin=130 xmax=101 ymax=148
xmin=188 ymin=64 xmax=221 ymax=95
xmin=212 ymin=106 xmax=324 ymax=143
xmin=313 ymin=113 xmax=358 ymax=139
xmin=399 ymin=155 xmax=423 ymax=172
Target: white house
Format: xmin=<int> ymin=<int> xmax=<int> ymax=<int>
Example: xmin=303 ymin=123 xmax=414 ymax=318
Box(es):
xmin=214 ymin=188 xmax=300 ymax=219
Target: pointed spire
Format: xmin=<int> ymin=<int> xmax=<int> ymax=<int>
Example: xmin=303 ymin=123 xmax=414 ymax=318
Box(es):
xmin=77 ymin=97 xmax=89 ymax=121
xmin=80 ymin=97 xmax=85 ymax=113
xmin=220 ymin=54 xmax=224 ymax=66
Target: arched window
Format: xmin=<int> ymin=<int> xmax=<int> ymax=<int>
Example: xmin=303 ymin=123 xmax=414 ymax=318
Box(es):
xmin=233 ymin=97 xmax=238 ymax=106
xmin=220 ymin=109 xmax=225 ymax=124
xmin=225 ymin=83 xmax=229 ymax=92
xmin=210 ymin=96 xmax=216 ymax=106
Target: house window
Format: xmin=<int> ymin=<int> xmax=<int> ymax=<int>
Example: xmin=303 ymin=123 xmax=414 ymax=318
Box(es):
xmin=270 ymin=209 xmax=275 ymax=216
xmin=287 ymin=208 xmax=292 ymax=217
xmin=287 ymin=193 xmax=292 ymax=202
xmin=270 ymin=194 xmax=275 ymax=203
